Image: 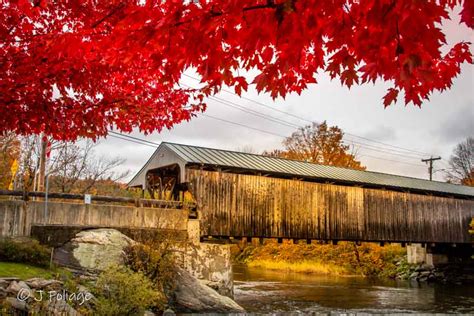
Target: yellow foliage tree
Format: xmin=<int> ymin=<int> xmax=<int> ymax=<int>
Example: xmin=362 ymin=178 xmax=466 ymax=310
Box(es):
xmin=0 ymin=134 xmax=20 ymax=189
xmin=264 ymin=121 xmax=365 ymax=170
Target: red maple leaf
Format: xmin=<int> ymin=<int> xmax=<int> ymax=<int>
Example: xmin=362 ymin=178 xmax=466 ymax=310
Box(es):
xmin=0 ymin=0 xmax=472 ymax=140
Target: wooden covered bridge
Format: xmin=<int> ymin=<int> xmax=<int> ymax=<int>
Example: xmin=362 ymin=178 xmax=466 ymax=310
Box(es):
xmin=129 ymin=142 xmax=474 ymax=245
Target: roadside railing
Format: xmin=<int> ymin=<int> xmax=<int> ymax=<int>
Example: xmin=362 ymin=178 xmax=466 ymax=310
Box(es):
xmin=0 ymin=189 xmax=197 ymax=210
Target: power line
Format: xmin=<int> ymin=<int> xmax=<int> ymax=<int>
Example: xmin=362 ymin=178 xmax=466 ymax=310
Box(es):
xmin=183 ymin=73 xmax=314 ymax=122
xmin=359 ymin=154 xmax=426 ymax=167
xmin=108 ymin=133 xmax=158 ymax=148
xmin=343 ymin=140 xmax=426 ymax=159
xmin=106 ymin=111 xmax=428 ymax=167
xmin=108 ymin=127 xmax=426 ymax=168
xmin=345 ymin=133 xmax=431 ymax=156
xmin=207 ymin=95 xmax=300 ymax=129
xmin=199 ymin=113 xmax=427 ymax=166
xmin=108 ymin=131 xmax=160 ymax=146
xmin=182 ymin=73 xmax=434 ymax=157
xmin=200 ymin=113 xmax=288 ymax=138
xmin=181 ymin=82 xmax=300 ymax=129
xmin=193 ymin=86 xmax=426 ymax=160
xmin=184 ymin=79 xmax=429 ymax=159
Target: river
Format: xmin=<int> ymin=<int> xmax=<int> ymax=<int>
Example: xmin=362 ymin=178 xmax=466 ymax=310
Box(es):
xmin=233 ymin=264 xmax=474 ymax=314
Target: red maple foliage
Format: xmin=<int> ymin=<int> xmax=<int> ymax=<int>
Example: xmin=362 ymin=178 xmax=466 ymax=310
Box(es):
xmin=1 ymin=0 xmax=473 ymax=140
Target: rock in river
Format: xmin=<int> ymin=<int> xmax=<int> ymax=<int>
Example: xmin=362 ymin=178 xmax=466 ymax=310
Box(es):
xmin=53 ymin=228 xmax=135 ymax=272
xmin=170 ymin=268 xmax=245 ymax=313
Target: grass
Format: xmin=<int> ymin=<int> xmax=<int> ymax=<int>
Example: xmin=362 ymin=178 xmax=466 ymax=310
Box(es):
xmin=0 ymin=262 xmax=70 ymax=280
xmin=0 ymin=262 xmax=54 ymax=279
xmin=247 ymin=259 xmax=349 ymax=275
xmin=233 ymin=241 xmax=407 ymax=278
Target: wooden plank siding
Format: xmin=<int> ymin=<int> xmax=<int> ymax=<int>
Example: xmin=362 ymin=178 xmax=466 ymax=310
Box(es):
xmin=186 ymin=169 xmax=474 ymax=244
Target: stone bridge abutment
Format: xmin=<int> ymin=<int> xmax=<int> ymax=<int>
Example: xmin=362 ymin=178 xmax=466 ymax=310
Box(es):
xmin=0 ymin=197 xmax=235 ymax=298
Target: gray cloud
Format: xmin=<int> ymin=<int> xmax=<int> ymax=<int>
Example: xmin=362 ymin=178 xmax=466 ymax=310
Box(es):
xmin=437 ymin=103 xmax=474 ymax=144
xmin=362 ymin=126 xmax=397 ymax=142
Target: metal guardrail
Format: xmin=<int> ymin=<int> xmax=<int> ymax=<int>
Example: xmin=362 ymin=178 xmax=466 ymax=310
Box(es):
xmin=0 ymin=189 xmax=196 ymax=209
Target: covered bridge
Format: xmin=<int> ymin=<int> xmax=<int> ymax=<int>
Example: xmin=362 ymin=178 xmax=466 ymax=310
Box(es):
xmin=129 ymin=142 xmax=474 ymax=244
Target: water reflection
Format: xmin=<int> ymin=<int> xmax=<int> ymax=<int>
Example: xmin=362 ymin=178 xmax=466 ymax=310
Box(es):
xmin=233 ymin=264 xmax=474 ymax=314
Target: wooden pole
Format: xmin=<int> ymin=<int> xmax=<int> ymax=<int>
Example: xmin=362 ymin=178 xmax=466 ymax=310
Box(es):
xmin=421 ymin=156 xmax=441 ymax=181
xmin=37 ymin=135 xmax=47 ymax=192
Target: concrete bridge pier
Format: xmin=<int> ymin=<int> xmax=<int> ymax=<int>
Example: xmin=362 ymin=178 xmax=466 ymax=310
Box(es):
xmin=407 ymin=243 xmax=473 ymax=267
xmin=180 ymin=219 xmax=234 ymax=298
xmin=407 ymin=244 xmax=427 ymax=264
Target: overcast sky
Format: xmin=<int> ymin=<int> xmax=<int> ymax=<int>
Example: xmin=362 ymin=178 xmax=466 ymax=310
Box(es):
xmin=95 ymin=9 xmax=473 ymax=183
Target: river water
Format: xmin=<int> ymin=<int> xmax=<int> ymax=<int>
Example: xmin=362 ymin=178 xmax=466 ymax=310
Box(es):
xmin=233 ymin=264 xmax=474 ymax=314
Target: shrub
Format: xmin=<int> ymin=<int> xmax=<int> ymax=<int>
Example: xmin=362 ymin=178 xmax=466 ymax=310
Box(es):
xmin=0 ymin=237 xmax=51 ymax=267
xmin=123 ymin=235 xmax=177 ymax=310
xmin=93 ymin=265 xmax=160 ymax=316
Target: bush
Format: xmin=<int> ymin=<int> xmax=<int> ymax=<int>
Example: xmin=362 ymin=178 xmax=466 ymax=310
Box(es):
xmin=93 ymin=265 xmax=161 ymax=316
xmin=123 ymin=235 xmax=177 ymax=310
xmin=0 ymin=237 xmax=51 ymax=267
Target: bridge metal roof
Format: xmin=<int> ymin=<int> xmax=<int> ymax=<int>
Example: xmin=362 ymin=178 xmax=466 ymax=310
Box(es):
xmin=160 ymin=142 xmax=474 ymax=198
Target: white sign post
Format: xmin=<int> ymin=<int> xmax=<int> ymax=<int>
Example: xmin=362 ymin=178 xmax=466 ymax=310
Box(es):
xmin=84 ymin=194 xmax=92 ymax=204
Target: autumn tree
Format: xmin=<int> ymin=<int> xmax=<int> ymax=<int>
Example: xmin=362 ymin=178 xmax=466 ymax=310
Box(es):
xmin=13 ymin=135 xmax=39 ymax=191
xmin=0 ymin=133 xmax=20 ymax=189
xmin=1 ymin=1 xmax=472 ymax=140
xmin=446 ymin=137 xmax=473 ymax=186
xmin=264 ymin=121 xmax=366 ymax=170
xmin=9 ymin=137 xmax=130 ymax=194
xmin=47 ymin=140 xmax=130 ymax=194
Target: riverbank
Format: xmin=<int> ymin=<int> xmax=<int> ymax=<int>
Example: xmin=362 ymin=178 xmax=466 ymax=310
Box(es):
xmin=233 ymin=240 xmax=407 ymax=278
xmin=0 ymin=232 xmax=245 ymax=314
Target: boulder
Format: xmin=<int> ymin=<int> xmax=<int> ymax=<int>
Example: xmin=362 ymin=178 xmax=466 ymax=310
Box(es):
xmin=53 ymin=229 xmax=135 ymax=271
xmin=25 ymin=278 xmax=63 ymax=290
xmin=45 ymin=298 xmax=79 ymax=315
xmin=0 ymin=277 xmax=20 ymax=282
xmin=415 ymin=264 xmax=433 ymax=272
xmin=7 ymin=281 xmax=32 ymax=297
xmin=0 ymin=287 xmax=8 ymax=299
xmin=434 ymin=272 xmax=445 ymax=278
xmin=4 ymin=297 xmax=28 ymax=312
xmin=162 ymin=308 xmax=176 ymax=316
xmin=201 ymin=280 xmax=222 ymax=292
xmin=0 ymin=279 xmax=11 ymax=288
xmin=171 ymin=269 xmax=245 ymax=313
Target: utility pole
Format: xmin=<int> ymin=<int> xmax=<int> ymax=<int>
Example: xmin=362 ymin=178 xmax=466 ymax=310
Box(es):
xmin=37 ymin=135 xmax=51 ymax=192
xmin=37 ymin=135 xmax=47 ymax=192
xmin=421 ymin=156 xmax=441 ymax=181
